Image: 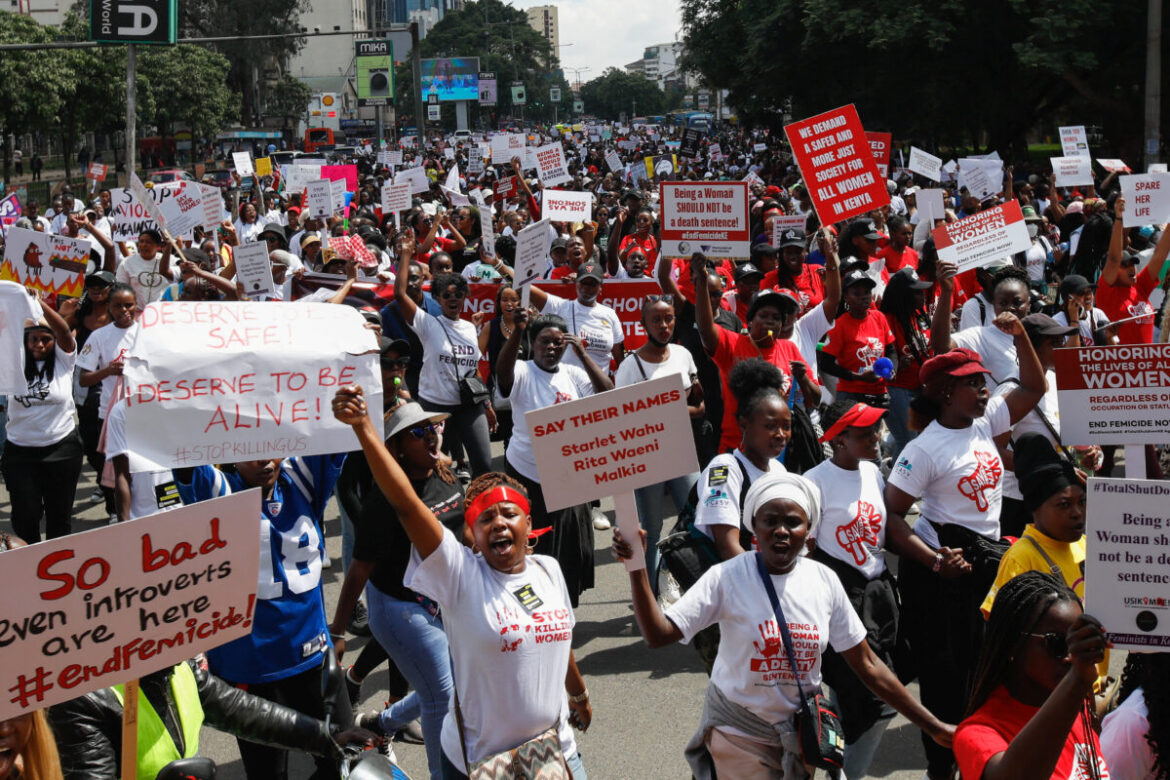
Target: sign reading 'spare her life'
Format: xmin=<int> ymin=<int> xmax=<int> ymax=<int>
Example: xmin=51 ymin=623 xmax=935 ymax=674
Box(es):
xmin=932 ymin=200 xmax=1030 ymax=272
xmin=526 ymin=374 xmax=698 ymax=512
xmin=1054 ymin=343 xmax=1170 ymax=445
xmin=659 ymin=181 xmax=750 ymax=258
xmin=784 ymin=104 xmax=890 ymax=225
xmin=124 ymin=302 xmax=382 ymax=468
xmin=0 ymin=491 xmax=260 ymax=720
xmin=1085 ymin=478 xmax=1170 ymax=650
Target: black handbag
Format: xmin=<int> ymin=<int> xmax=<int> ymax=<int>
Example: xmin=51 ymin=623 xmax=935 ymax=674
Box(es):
xmin=459 ymin=375 xmax=491 ymax=406
xmin=754 ymin=553 xmax=846 ymax=772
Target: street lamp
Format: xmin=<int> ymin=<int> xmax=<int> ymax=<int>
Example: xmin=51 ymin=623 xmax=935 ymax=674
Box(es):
xmin=564 ymin=66 xmax=590 ymax=91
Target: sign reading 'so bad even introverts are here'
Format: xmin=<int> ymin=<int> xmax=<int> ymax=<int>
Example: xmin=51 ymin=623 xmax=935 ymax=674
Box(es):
xmin=0 ymin=491 xmax=260 ymax=721
xmin=526 ymin=374 xmax=698 ymax=512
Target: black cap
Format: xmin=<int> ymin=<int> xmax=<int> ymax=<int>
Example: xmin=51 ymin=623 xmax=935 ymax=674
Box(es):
xmin=892 ymin=267 xmax=933 ymax=290
xmin=380 ymin=336 xmax=410 ymax=361
xmin=1015 ymin=432 xmax=1079 ymax=512
xmin=85 ymin=270 xmax=116 ymax=288
xmin=751 ymin=242 xmax=779 ymax=259
xmin=550 ymin=236 xmax=570 ymax=252
xmin=842 ymin=269 xmax=878 ymax=290
xmin=734 ymin=262 xmax=764 ymax=283
xmin=747 ymin=289 xmax=798 ymax=321
xmin=859 ymin=220 xmax=881 ymax=240
xmin=778 ymin=228 xmax=806 ymax=249
xmin=1022 ymin=313 xmax=1078 ymax=341
xmin=577 ymin=261 xmax=604 ymax=282
xmin=1059 ymin=274 xmax=1094 ymax=297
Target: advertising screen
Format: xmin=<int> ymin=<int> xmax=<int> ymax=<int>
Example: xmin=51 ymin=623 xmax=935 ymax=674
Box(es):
xmin=420 ymin=57 xmax=480 ymax=102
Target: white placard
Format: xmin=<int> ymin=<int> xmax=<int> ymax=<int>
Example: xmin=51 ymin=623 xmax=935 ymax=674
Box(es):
xmin=467 ymin=146 xmax=485 ymax=175
xmin=1097 ymin=159 xmax=1131 ymax=173
xmin=282 ymin=164 xmax=323 ymax=195
xmin=1 ymin=227 xmax=89 ymax=298
xmin=0 ymin=491 xmax=261 ymax=721
xmin=659 ymin=181 xmax=750 ymax=258
xmin=381 ymin=182 xmax=412 ymax=216
xmin=770 ymin=215 xmax=807 ymax=247
xmin=1085 ymin=478 xmax=1170 ymax=650
xmin=534 ymin=143 xmax=571 ymax=188
xmin=395 ymin=166 xmax=431 ymax=195
xmin=908 ymin=146 xmax=942 ymax=182
xmin=605 ymin=150 xmax=622 ymax=174
xmin=1059 ymin=125 xmax=1090 ymax=158
xmin=1119 ymin=174 xmax=1170 ymax=227
xmin=490 ymin=133 xmax=525 ymax=163
xmin=306 ymin=179 xmax=333 ymax=219
xmin=329 ymin=179 xmax=347 ymax=214
xmin=1050 ymin=156 xmax=1094 ymax=188
xmin=1054 ymin=343 xmax=1170 ymax=444
xmin=957 ymin=158 xmax=1002 ymax=199
xmin=931 ymin=200 xmax=1030 ymax=272
xmin=542 ymin=190 xmax=593 ymax=222
xmin=232 ymin=152 xmax=254 ymax=177
xmin=232 ymin=241 xmax=276 ymax=299
xmin=129 ymin=172 xmax=167 ymax=230
xmin=513 ymin=219 xmax=552 ymax=291
xmin=440 ymin=185 xmax=470 ymax=207
xmin=753 ymin=142 xmax=767 ymax=153
xmin=1150 ymin=163 xmax=1168 ymax=174
xmin=916 ymin=188 xmax=946 ymax=224
xmin=199 ymin=183 xmax=226 ymax=230
xmin=124 ymin=302 xmax=381 ymax=468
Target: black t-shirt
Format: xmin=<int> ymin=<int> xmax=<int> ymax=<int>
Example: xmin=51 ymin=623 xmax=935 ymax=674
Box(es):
xmin=354 ymin=470 xmax=464 ymax=599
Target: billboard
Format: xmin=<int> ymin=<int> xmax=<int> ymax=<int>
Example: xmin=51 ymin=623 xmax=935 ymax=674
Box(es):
xmin=356 ymin=39 xmax=394 ymax=107
xmin=479 ymin=72 xmax=497 ymax=106
xmin=90 ymin=0 xmax=177 ymax=43
xmin=420 ymin=57 xmax=480 ymax=103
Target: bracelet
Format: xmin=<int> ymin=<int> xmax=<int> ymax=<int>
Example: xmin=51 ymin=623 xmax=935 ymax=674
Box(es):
xmin=330 ymin=632 xmax=345 ymax=640
xmin=568 ymin=689 xmax=589 ymax=704
xmin=931 ymin=553 xmax=943 ymax=573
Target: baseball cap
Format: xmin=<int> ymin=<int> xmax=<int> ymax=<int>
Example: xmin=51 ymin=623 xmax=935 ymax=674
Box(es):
xmin=859 ymin=220 xmax=882 ymax=240
xmin=1022 ymin=313 xmax=1078 ymax=341
xmin=577 ymin=262 xmax=604 ymax=282
xmin=818 ymin=402 xmax=887 ymax=443
xmin=1058 ymin=274 xmax=1093 ymax=297
xmin=919 ymin=348 xmax=991 ymax=385
xmin=734 ymin=262 xmax=764 ymax=283
xmin=550 ymin=237 xmax=570 ymax=252
xmin=842 ymin=269 xmax=878 ymax=290
xmin=778 ymin=228 xmax=806 ymax=249
xmin=85 ymin=270 xmax=116 ymax=288
xmin=747 ymin=289 xmax=798 ymax=321
xmin=891 ymin=267 xmax=934 ymax=291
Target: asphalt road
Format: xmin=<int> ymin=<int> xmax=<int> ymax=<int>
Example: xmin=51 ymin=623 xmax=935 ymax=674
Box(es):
xmin=1 ymin=444 xmax=1128 ymax=780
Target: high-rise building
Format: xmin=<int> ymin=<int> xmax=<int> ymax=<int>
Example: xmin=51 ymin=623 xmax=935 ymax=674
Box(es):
xmin=525 ymin=5 xmax=559 ymax=66
xmin=626 ymin=43 xmax=679 ymax=90
xmin=384 ymin=0 xmax=449 ymax=26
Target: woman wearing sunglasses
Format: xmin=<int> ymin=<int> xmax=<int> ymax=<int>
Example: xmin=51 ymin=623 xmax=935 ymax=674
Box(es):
xmin=955 ymin=571 xmax=1111 ymax=780
xmin=331 ymin=390 xmax=591 ymax=780
xmin=332 ymin=402 xmax=467 ymax=780
xmin=1096 ymin=197 xmax=1170 ymax=345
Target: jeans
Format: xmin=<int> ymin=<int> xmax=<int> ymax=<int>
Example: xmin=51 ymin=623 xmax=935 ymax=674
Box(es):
xmin=440 ymin=748 xmax=587 ymax=780
xmin=336 ymin=486 xmax=356 ymax=574
xmin=419 ymin=398 xmax=493 ymax=477
xmin=885 ymin=386 xmax=919 ymax=462
xmin=367 ymin=583 xmax=454 ymax=780
xmin=633 ymin=472 xmax=698 ymax=577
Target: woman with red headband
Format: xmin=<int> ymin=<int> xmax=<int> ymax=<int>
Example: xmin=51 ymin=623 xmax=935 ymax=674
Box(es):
xmin=332 ymin=388 xmax=591 ymax=780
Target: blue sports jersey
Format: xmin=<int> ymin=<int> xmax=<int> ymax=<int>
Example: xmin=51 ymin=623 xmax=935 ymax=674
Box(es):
xmin=177 ymin=453 xmax=346 ymax=684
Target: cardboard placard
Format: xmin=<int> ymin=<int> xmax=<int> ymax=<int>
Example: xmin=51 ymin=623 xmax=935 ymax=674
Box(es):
xmin=770 ymin=215 xmax=808 ymax=247
xmin=865 ymin=132 xmax=892 ymax=178
xmin=322 ymin=164 xmax=359 ymax=193
xmin=659 ymin=181 xmax=750 ymax=258
xmin=931 ymin=200 xmax=1030 ymax=272
xmin=495 ymin=176 xmax=519 ymax=201
xmin=232 ymin=152 xmax=254 ymax=177
xmin=0 ymin=226 xmax=88 ymax=298
xmin=254 ymin=157 xmax=272 ymax=177
xmin=381 ymin=182 xmax=412 ymax=215
xmin=124 ymin=302 xmax=381 ymax=468
xmin=784 ymin=104 xmax=890 ymax=224
xmin=0 ymin=491 xmax=261 ymax=721
xmin=916 ymin=188 xmax=946 ymax=224
xmin=1050 ymin=156 xmax=1094 ymax=188
xmin=534 ymin=143 xmax=571 ymax=188
xmin=232 ymin=241 xmax=276 ymax=299
xmin=394 ymin=166 xmax=431 ymax=195
xmin=87 ymin=162 xmax=109 ymax=181
xmin=1085 ymin=478 xmax=1170 ymax=650
xmin=908 ymin=146 xmax=942 ymax=182
xmin=1054 ymin=343 xmax=1170 ymax=444
xmin=1059 ymin=125 xmax=1090 ymax=158
xmin=305 ymin=179 xmax=333 ymax=219
xmin=490 ymin=133 xmax=525 ymax=163
xmin=329 ymin=179 xmax=347 ymax=214
xmin=542 ymin=190 xmax=593 ymax=223
xmin=513 ymin=219 xmax=552 ymax=291
xmin=1119 ymin=174 xmax=1170 ymax=227
xmin=199 ymin=184 xmax=226 ymax=230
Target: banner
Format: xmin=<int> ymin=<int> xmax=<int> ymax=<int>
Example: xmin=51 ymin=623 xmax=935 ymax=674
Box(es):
xmin=542 ymin=190 xmax=593 ymax=223
xmin=1119 ymin=174 xmax=1170 ymax=228
xmin=659 ymin=181 xmax=750 ymax=258
xmin=123 ymin=302 xmax=382 ymax=468
xmin=526 ymin=374 xmax=697 ymax=511
xmin=931 ymin=200 xmax=1030 ymax=272
xmin=1054 ymin=343 xmax=1170 ymax=444
xmin=784 ymin=104 xmax=890 ymax=225
xmin=1050 ymin=156 xmax=1094 ymax=188
xmin=908 ymin=146 xmax=942 ymax=182
xmin=0 ymin=490 xmax=260 ymax=721
xmin=0 ymin=226 xmax=89 ymax=298
xmin=1085 ymin=478 xmax=1170 ymax=650
xmin=865 ymin=132 xmax=892 ymax=178
xmin=1059 ymin=125 xmax=1090 ymax=158
xmin=534 ymin=143 xmax=571 ymax=188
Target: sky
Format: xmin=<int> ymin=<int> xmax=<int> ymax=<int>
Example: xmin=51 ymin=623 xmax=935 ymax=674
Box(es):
xmin=505 ymin=0 xmax=683 ymax=82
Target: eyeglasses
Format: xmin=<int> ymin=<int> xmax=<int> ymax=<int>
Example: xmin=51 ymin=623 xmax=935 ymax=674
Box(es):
xmin=408 ymin=422 xmax=444 ymax=439
xmin=1022 ymin=631 xmax=1068 ymax=658
xmin=646 ymin=294 xmax=674 ymax=304
xmin=382 ymin=357 xmax=411 ymax=369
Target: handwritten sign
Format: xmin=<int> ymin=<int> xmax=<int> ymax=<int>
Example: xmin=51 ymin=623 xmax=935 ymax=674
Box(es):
xmin=123 ymin=302 xmax=382 ymax=468
xmin=0 ymin=226 xmax=89 ymax=298
xmin=908 ymin=146 xmax=942 ymax=182
xmin=534 ymin=143 xmax=571 ymax=188
xmin=784 ymin=104 xmax=890 ymax=224
xmin=542 ymin=190 xmax=593 ymax=223
xmin=931 ymin=200 xmax=1030 ymax=272
xmin=0 ymin=491 xmax=261 ymax=720
xmin=1119 ymin=174 xmax=1170 ymax=228
xmin=659 ymin=181 xmax=750 ymax=258
xmin=490 ymin=133 xmax=525 ymax=163
xmin=381 ymin=182 xmax=412 ymax=216
xmin=1054 ymin=343 xmax=1170 ymax=444
xmin=306 ymin=179 xmax=333 ymax=219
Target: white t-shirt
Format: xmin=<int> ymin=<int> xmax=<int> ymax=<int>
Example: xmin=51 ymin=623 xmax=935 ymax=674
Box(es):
xmin=234 ymin=219 xmax=265 ymax=244
xmin=76 ymin=321 xmax=139 ymax=419
xmin=958 ymin=293 xmax=993 ymax=332
xmin=805 ymin=460 xmax=888 ymax=579
xmin=541 ymin=294 xmax=623 ymax=373
xmin=666 ymin=554 xmax=867 ymax=725
xmin=994 ymin=370 xmax=1060 ymax=501
xmin=789 ymin=304 xmax=832 ymax=378
xmin=1024 ymin=241 xmax=1048 ymax=283
xmin=694 ymin=450 xmax=787 ymax=541
xmin=613 ymin=345 xmax=696 ymax=393
xmin=0 ymin=286 xmax=42 ymax=397
xmin=1100 ymin=689 xmax=1155 ymax=780
xmin=1053 ymin=307 xmax=1111 ymax=347
xmin=405 ymin=530 xmax=578 ymax=770
xmin=888 ymin=394 xmax=1012 ymax=547
xmin=409 ymin=306 xmax=482 ymax=406
xmin=505 ymin=360 xmax=594 ymax=482
xmin=953 ymin=324 xmax=1017 ymax=390
xmin=116 ymin=253 xmax=171 ymax=309
xmin=6 ymin=343 xmax=76 ymax=447
xmin=105 ymin=400 xmax=182 ymax=520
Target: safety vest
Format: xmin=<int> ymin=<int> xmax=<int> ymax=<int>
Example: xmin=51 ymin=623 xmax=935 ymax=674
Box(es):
xmin=112 ymin=663 xmax=204 ymax=780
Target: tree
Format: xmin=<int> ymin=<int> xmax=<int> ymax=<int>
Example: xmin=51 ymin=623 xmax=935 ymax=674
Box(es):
xmin=580 ymin=68 xmax=672 ymax=121
xmin=266 ymin=74 xmax=313 ymax=135
xmin=56 ymin=12 xmax=127 ymax=180
xmin=138 ymin=44 xmax=239 ymax=151
xmin=0 ymin=11 xmax=70 ymax=185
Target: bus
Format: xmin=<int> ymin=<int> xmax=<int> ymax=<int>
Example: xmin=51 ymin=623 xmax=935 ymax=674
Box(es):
xmin=304 ymin=127 xmax=335 ymax=152
xmin=667 ymin=111 xmax=714 ymax=132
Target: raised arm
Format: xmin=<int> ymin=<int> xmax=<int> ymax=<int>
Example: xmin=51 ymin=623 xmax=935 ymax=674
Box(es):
xmin=495 ymin=306 xmax=529 ymax=398
xmin=996 ymin=312 xmax=1047 ymax=424
xmin=1101 ymin=197 xmax=1127 ymax=286
xmin=656 ymin=245 xmax=685 ymax=318
xmin=393 ymin=233 xmax=420 ymax=323
xmin=930 ymin=260 xmax=958 ymax=353
xmin=611 ymin=528 xmax=684 ymax=648
xmin=332 ymin=386 xmax=444 ymax=558
xmin=565 ymin=333 xmax=614 ymax=393
xmin=606 ymin=208 xmax=627 ymax=275
xmin=74 ymin=213 xmax=117 ymax=273
xmin=41 ymin=294 xmax=76 ymax=353
xmin=818 ymin=229 xmax=841 ymax=322
xmin=1146 ymin=216 xmax=1170 ymax=285
xmin=689 ymin=252 xmax=720 ymax=356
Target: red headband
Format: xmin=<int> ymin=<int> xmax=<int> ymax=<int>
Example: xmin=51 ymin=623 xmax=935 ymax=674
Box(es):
xmin=464 ymin=486 xmax=531 ymax=526
xmin=818 ymin=403 xmax=886 ymax=443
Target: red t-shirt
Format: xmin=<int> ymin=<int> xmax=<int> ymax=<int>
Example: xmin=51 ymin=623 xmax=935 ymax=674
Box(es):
xmin=955 ymin=686 xmax=1110 ymax=780
xmin=674 ymin=256 xmax=735 ymax=305
xmin=761 ymin=264 xmax=825 ymax=315
xmin=878 ymin=244 xmax=919 ymax=273
xmin=822 ymin=308 xmax=894 ymax=394
xmin=886 ymin=311 xmax=931 ymax=390
xmin=1095 ymin=269 xmax=1158 ymax=344
xmin=712 ymin=327 xmax=815 ymax=452
xmin=618 ymin=233 xmax=660 ymax=274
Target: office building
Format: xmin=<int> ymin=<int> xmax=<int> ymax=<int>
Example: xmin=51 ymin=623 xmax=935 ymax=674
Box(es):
xmin=525 ymin=5 xmax=559 ymax=66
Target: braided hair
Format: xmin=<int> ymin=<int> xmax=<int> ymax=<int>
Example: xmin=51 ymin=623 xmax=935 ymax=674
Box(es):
xmin=966 ymin=571 xmax=1079 ymax=716
xmin=1116 ymin=653 xmax=1170 ymax=779
xmin=465 ymin=472 xmax=528 ymax=505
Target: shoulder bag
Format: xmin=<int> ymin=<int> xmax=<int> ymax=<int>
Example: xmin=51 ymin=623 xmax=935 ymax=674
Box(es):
xmin=438 ymin=317 xmax=490 ymax=406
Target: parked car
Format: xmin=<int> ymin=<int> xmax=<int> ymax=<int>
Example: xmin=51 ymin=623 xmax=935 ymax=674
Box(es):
xmin=149 ymin=169 xmax=197 ymax=184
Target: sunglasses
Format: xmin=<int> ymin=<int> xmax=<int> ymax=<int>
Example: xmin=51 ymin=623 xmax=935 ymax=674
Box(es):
xmin=1022 ymin=631 xmax=1068 ymax=658
xmin=408 ymin=422 xmax=444 ymax=439
xmin=646 ymin=294 xmax=674 ymax=304
xmin=382 ymin=357 xmax=411 ymax=369
xmin=439 ymin=290 xmax=465 ymax=300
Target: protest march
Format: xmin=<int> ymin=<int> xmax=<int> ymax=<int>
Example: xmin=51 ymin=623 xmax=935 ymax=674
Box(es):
xmin=3 ymin=10 xmax=1170 ymax=780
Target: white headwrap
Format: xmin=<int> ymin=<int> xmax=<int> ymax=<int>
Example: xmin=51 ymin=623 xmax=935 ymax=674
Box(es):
xmin=741 ymin=472 xmax=821 ymax=534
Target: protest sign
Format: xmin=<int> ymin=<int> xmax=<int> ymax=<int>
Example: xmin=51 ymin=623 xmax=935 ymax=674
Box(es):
xmin=0 ymin=193 xmax=21 ymax=235
xmin=255 ymin=157 xmax=272 ymax=177
xmin=329 ymin=179 xmax=347 ymax=214
xmin=282 ymin=164 xmax=322 ymax=196
xmin=1151 ymin=163 xmax=1168 ymax=174
xmin=605 ymin=150 xmax=622 ymax=173
xmin=322 ymin=164 xmax=359 ymax=193
xmin=494 ymin=175 xmax=518 ymax=201
xmin=542 ymin=190 xmax=593 ymax=223
xmin=0 ymin=490 xmax=260 ymax=721
xmin=490 ymin=133 xmax=524 ymax=163
xmin=1054 ymin=343 xmax=1170 ymax=445
xmin=659 ymin=181 xmax=750 ymax=258
xmin=1059 ymin=125 xmax=1090 ymax=158
xmin=154 ymin=181 xmax=204 ymax=238
xmin=679 ymin=128 xmax=704 ymax=159
xmin=1050 ymin=156 xmax=1094 ymax=188
xmin=931 ymin=200 xmax=1030 ymax=272
xmin=707 ymin=143 xmax=722 ymax=161
xmin=232 ymin=152 xmax=254 ymax=177
xmin=124 ymin=302 xmax=382 ymax=468
xmin=470 ymin=189 xmax=496 ymax=260
xmin=445 ymin=164 xmax=460 ymax=191
xmin=645 ymin=154 xmax=678 ymax=180
xmin=440 ymin=185 xmax=470 ymax=207
xmin=908 ymin=146 xmax=942 ymax=182
xmin=1119 ymin=174 xmax=1170 ymax=227
xmin=513 ymin=219 xmax=552 ymax=305
xmin=784 ymin=104 xmax=890 ymax=224
xmin=770 ymin=215 xmax=808 ymax=247
xmin=467 ymin=146 xmax=485 ymax=175
xmin=86 ymin=163 xmax=109 ymax=182
xmin=305 ymin=179 xmax=333 ymax=219
xmin=1098 ymin=159 xmax=1131 ymax=173
xmin=0 ymin=281 xmax=39 ymax=393
xmin=0 ymin=226 xmax=89 ymax=298
xmin=395 ymin=165 xmax=431 ymax=195
xmin=957 ymin=158 xmax=1002 ymax=200
xmin=380 ymin=182 xmax=412 ymax=218
xmin=916 ymin=188 xmax=945 ymax=224
xmin=386 ymin=150 xmax=403 ymax=167
xmin=534 ymin=143 xmax=571 ymax=187
xmin=443 ymin=147 xmax=456 ymax=161
xmin=865 ymin=132 xmax=892 ymax=178
xmin=526 ymin=374 xmax=697 ymax=570
xmin=129 ymin=173 xmax=167 ymax=233
xmin=199 ymin=183 xmax=225 ymax=230
xmin=1085 ymin=478 xmax=1170 ymax=650
xmin=233 ymin=241 xmax=276 ymax=299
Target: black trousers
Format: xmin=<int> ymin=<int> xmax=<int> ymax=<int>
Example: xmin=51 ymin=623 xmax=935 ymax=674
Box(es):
xmin=1 ymin=438 xmax=83 ymax=543
xmin=78 ymin=403 xmax=114 ymax=513
xmin=233 ymin=660 xmax=354 ymax=780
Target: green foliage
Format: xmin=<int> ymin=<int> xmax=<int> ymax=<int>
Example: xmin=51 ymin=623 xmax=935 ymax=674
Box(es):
xmin=138 ymin=44 xmax=239 ymax=140
xmin=0 ymin=11 xmax=69 ymax=182
xmin=267 ymin=73 xmax=313 ymax=128
xmin=579 ymin=68 xmax=673 ymax=121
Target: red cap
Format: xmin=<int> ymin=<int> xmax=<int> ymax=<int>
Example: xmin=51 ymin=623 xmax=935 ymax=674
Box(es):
xmin=919 ymin=348 xmax=991 ymax=385
xmin=765 ymin=185 xmax=782 ymax=197
xmin=818 ymin=403 xmax=887 ymax=442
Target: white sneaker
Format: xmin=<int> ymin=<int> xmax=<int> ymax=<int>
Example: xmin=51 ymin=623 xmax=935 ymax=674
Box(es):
xmin=591 ymin=508 xmax=611 ymax=531
xmin=107 ymin=514 xmax=119 ymax=525
xmin=89 ymin=488 xmax=104 ymax=503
